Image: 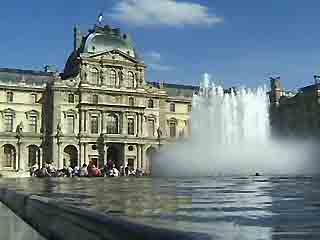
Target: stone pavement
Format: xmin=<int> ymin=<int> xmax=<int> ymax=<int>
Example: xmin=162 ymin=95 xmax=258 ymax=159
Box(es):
xmin=0 ymin=202 xmax=45 ymax=240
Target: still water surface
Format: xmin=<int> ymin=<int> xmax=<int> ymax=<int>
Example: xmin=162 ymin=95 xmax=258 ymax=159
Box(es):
xmin=1 ymin=176 xmax=320 ymax=240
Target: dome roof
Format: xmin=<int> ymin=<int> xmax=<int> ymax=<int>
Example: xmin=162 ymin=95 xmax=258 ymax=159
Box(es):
xmin=83 ymin=32 xmax=136 ymax=58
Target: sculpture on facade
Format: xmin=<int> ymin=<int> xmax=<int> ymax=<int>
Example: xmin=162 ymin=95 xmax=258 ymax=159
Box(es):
xmin=56 ymin=121 xmax=63 ymax=137
xmin=16 ymin=121 xmax=24 ymax=137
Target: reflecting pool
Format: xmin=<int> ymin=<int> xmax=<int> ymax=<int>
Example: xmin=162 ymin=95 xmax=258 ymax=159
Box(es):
xmin=1 ymin=176 xmax=320 ymax=240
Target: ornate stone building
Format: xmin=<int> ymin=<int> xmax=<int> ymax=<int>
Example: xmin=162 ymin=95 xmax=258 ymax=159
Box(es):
xmin=0 ymin=24 xmax=196 ymax=176
xmin=269 ymin=76 xmax=320 ymax=138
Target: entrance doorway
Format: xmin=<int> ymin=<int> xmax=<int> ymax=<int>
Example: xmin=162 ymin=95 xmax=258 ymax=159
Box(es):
xmin=63 ymin=145 xmax=78 ymax=168
xmin=107 ymin=145 xmax=120 ymax=168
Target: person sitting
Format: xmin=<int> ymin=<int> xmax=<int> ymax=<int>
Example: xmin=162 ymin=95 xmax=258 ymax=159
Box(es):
xmin=79 ymin=164 xmax=88 ymax=177
xmin=108 ymin=164 xmax=120 ymax=177
xmin=73 ymin=166 xmax=80 ymax=177
xmin=128 ymin=167 xmax=136 ymax=176
xmin=88 ymin=165 xmax=102 ymax=177
xmin=38 ymin=167 xmax=49 ymax=178
xmin=30 ymin=162 xmax=39 ymax=176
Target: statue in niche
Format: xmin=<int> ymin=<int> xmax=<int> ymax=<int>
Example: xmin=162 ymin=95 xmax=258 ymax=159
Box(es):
xmin=118 ymin=71 xmax=123 ymax=86
xmin=56 ymin=121 xmax=63 ymax=137
xmin=16 ymin=121 xmax=24 ymax=137
xmin=100 ymin=70 xmax=104 ymax=85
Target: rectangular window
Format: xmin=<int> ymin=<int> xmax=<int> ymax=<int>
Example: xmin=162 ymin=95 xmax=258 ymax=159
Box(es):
xmin=68 ymin=94 xmax=74 ymax=103
xmin=91 ymin=116 xmax=99 ymax=134
xmin=170 ymin=103 xmax=175 ymax=112
xmin=92 ymin=95 xmax=98 ymax=104
xmin=29 ymin=115 xmax=37 ymax=133
xmin=6 ymin=92 xmax=13 ymax=103
xmin=66 ymin=115 xmax=75 ymax=134
xmin=128 ymin=118 xmax=135 ymax=135
xmin=31 ymin=94 xmax=37 ymax=103
xmin=148 ymin=119 xmax=155 ymax=137
xmin=4 ymin=114 xmax=13 ymax=132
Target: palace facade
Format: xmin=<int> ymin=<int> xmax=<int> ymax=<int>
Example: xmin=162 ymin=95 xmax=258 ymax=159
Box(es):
xmin=0 ymin=24 xmax=197 ymax=176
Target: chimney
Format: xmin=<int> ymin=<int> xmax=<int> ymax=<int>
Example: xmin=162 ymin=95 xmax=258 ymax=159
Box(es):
xmin=74 ymin=25 xmax=82 ymax=51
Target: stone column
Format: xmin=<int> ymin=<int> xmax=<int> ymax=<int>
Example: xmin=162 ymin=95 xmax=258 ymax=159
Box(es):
xmin=17 ymin=140 xmax=21 ymax=171
xmin=140 ymin=113 xmax=144 ymax=137
xmin=84 ymin=110 xmax=88 ymax=133
xmin=140 ymin=145 xmax=144 ymax=169
xmin=84 ymin=143 xmax=87 ymax=165
xmin=136 ymin=145 xmax=140 ymax=169
xmin=136 ymin=114 xmax=140 ymax=136
xmin=39 ymin=147 xmax=43 ymax=168
xmin=101 ymin=112 xmax=105 ymax=133
xmin=122 ymin=112 xmax=127 ymax=135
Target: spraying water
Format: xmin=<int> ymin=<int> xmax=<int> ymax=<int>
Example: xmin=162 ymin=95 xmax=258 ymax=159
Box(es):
xmin=153 ymin=73 xmax=320 ymax=177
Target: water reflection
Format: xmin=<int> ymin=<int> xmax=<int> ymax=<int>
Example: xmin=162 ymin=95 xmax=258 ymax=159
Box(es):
xmin=0 ymin=177 xmax=320 ymax=239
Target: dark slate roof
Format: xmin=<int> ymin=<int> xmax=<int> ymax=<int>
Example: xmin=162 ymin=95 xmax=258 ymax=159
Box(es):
xmin=149 ymin=82 xmax=199 ymax=97
xmin=299 ymin=84 xmax=316 ymax=93
xmin=0 ymin=68 xmax=55 ymax=86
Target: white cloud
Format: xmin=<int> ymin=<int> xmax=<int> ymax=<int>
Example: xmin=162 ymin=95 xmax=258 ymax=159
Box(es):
xmin=109 ymin=0 xmax=223 ymax=27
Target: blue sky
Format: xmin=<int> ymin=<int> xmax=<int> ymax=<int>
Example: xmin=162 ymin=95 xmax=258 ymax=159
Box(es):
xmin=1 ymin=0 xmax=320 ymax=90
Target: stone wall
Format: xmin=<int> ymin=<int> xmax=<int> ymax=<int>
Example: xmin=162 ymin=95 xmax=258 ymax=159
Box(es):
xmin=0 ymin=188 xmax=210 ymax=240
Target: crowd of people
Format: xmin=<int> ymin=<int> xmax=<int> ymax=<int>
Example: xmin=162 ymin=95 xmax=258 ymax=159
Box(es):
xmin=30 ymin=159 xmax=145 ymax=178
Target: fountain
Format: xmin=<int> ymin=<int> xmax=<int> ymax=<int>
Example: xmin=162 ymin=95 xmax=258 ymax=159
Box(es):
xmin=153 ymin=73 xmax=320 ymax=177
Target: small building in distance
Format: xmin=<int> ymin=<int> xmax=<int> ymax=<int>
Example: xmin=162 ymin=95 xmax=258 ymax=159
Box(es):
xmin=269 ymin=76 xmax=320 ymax=138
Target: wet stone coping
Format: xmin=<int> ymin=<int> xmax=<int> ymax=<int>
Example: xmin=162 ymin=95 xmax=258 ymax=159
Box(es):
xmin=0 ymin=188 xmax=212 ymax=240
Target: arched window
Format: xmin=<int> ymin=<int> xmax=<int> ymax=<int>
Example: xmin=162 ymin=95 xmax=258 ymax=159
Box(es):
xmin=128 ymin=72 xmax=135 ymax=89
xmin=148 ymin=99 xmax=154 ymax=108
xmin=91 ymin=68 xmax=99 ymax=85
xmin=169 ymin=120 xmax=177 ymax=138
xmin=170 ymin=103 xmax=175 ymax=112
xmin=110 ymin=70 xmax=117 ymax=87
xmin=106 ymin=114 xmax=119 ymax=134
xmin=129 ymin=97 xmax=134 ymax=106
xmin=68 ymin=94 xmax=74 ymax=103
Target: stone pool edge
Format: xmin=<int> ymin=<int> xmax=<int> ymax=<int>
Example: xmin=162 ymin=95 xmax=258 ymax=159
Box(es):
xmin=0 ymin=188 xmax=211 ymax=240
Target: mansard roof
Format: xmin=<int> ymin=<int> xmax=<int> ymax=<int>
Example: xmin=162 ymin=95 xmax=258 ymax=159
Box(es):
xmin=149 ymin=82 xmax=199 ymax=97
xmin=0 ymin=68 xmax=55 ymax=86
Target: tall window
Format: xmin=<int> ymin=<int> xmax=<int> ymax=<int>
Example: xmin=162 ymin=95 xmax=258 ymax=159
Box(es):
xmin=128 ymin=72 xmax=135 ymax=89
xmin=68 ymin=94 xmax=74 ymax=103
xmin=169 ymin=120 xmax=176 ymax=138
xmin=6 ymin=92 xmax=13 ymax=103
xmin=66 ymin=115 xmax=75 ymax=134
xmin=91 ymin=68 xmax=99 ymax=85
xmin=129 ymin=97 xmax=134 ymax=106
xmin=110 ymin=70 xmax=117 ymax=87
xmin=170 ymin=103 xmax=176 ymax=112
xmin=91 ymin=116 xmax=99 ymax=134
xmin=31 ymin=94 xmax=37 ymax=103
xmin=106 ymin=114 xmax=119 ymax=134
xmin=148 ymin=119 xmax=155 ymax=137
xmin=3 ymin=145 xmax=14 ymax=168
xmin=92 ymin=95 xmax=98 ymax=104
xmin=128 ymin=118 xmax=135 ymax=135
xmin=148 ymin=99 xmax=154 ymax=108
xmin=29 ymin=115 xmax=37 ymax=133
xmin=4 ymin=114 xmax=13 ymax=132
